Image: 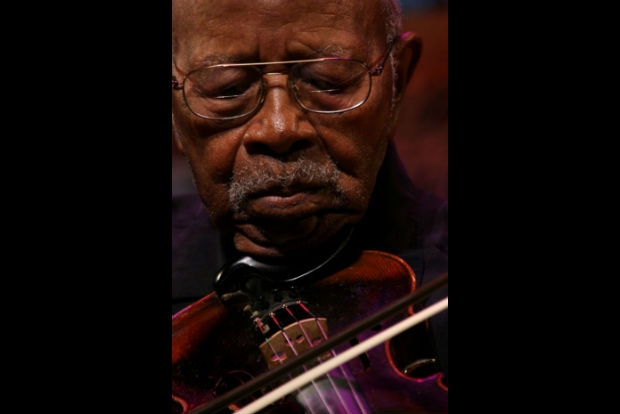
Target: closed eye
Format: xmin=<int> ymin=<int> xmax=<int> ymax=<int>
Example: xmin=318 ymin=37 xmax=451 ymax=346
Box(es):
xmin=308 ymin=88 xmax=342 ymax=94
xmin=214 ymin=90 xmax=248 ymax=99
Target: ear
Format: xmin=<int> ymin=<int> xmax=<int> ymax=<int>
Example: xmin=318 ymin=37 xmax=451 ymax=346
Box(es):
xmin=393 ymin=31 xmax=422 ymax=102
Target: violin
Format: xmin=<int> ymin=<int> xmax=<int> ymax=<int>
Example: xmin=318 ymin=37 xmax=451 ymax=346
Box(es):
xmin=172 ymin=237 xmax=448 ymax=414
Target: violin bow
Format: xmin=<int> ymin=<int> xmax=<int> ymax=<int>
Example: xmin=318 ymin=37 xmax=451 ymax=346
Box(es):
xmin=189 ymin=272 xmax=448 ymax=414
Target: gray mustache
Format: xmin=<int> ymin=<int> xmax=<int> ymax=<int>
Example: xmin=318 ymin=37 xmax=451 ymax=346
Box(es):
xmin=229 ymin=158 xmax=343 ymax=212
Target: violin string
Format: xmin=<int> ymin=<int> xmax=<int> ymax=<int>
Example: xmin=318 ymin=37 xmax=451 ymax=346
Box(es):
xmin=269 ymin=312 xmax=336 ymax=414
xmin=254 ymin=317 xmax=318 ymax=414
xmin=297 ymin=301 xmax=370 ymax=414
xmin=282 ymin=304 xmax=353 ymax=414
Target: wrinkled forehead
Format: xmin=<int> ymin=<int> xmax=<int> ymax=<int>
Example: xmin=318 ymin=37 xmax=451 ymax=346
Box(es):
xmin=172 ymin=0 xmax=387 ymax=69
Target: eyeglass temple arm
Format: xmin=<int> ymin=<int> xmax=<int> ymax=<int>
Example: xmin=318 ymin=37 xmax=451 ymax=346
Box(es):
xmin=172 ymin=76 xmax=183 ymax=90
xmin=369 ymin=37 xmax=398 ymax=76
xmin=171 ymin=58 xmax=185 ymax=90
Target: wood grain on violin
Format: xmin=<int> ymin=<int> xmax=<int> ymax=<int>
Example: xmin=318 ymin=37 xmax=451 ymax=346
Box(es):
xmin=172 ymin=250 xmax=448 ymax=414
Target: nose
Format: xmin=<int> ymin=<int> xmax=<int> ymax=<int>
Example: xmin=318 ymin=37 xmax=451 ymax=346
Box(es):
xmin=242 ymin=75 xmax=316 ymax=158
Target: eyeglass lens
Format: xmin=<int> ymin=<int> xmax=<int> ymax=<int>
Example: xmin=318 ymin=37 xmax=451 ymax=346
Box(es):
xmin=183 ymin=60 xmax=371 ymax=119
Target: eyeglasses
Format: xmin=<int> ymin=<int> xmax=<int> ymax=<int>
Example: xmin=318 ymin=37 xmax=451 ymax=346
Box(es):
xmin=171 ymin=40 xmax=396 ymax=121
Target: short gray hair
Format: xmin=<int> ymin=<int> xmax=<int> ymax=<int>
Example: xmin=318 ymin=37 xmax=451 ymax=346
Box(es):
xmin=381 ymin=0 xmax=403 ymax=104
xmin=383 ymin=0 xmax=402 ymax=44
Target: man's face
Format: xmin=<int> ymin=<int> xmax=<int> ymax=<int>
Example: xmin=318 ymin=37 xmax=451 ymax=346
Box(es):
xmin=172 ymin=0 xmax=400 ymax=259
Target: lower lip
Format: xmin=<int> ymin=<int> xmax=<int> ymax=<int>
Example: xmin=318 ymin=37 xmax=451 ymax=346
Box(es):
xmin=254 ymin=192 xmax=309 ymax=209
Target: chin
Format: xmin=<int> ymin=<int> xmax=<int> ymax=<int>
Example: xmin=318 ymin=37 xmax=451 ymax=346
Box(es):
xmin=232 ymin=233 xmax=315 ymax=261
xmin=233 ymin=237 xmax=289 ymax=260
xmin=232 ymin=214 xmax=358 ymax=261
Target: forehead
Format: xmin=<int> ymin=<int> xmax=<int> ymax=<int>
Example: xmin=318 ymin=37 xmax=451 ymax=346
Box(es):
xmin=172 ymin=0 xmax=387 ymax=68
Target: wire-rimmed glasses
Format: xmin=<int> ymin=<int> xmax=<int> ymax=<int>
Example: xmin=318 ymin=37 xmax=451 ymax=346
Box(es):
xmin=172 ymin=40 xmax=396 ymax=121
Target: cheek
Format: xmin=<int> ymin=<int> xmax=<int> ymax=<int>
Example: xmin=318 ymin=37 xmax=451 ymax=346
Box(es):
xmin=174 ymin=102 xmax=243 ymax=184
xmin=173 ymin=104 xmax=246 ymax=222
xmin=314 ymin=94 xmax=391 ymax=188
xmin=188 ymin=135 xmax=242 ymax=226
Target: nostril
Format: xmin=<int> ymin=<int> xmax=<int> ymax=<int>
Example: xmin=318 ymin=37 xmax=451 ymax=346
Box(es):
xmin=244 ymin=141 xmax=278 ymax=157
xmin=244 ymin=139 xmax=313 ymax=158
xmin=288 ymin=139 xmax=312 ymax=154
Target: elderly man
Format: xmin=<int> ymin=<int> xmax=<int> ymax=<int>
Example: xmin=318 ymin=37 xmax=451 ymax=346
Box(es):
xmin=172 ymin=0 xmax=447 ymax=412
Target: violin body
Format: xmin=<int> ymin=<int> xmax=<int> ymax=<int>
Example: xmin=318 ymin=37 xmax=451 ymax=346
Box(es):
xmin=172 ymin=250 xmax=447 ymax=413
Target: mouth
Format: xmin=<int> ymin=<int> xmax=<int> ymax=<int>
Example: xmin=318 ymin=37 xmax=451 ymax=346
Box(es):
xmin=251 ymin=186 xmax=315 ymax=208
xmin=244 ymin=186 xmax=322 ymax=219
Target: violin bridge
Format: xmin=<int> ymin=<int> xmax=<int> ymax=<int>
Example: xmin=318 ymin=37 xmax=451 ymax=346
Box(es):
xmin=259 ymin=317 xmax=330 ymax=370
